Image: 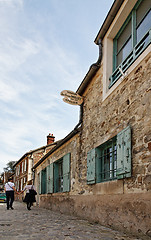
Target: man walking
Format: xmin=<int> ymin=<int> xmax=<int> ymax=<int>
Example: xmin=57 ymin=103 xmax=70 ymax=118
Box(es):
xmin=4 ymin=177 xmax=18 ymax=210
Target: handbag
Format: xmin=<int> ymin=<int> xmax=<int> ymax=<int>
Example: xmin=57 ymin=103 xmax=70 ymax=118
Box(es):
xmin=29 ymin=185 xmax=37 ymax=196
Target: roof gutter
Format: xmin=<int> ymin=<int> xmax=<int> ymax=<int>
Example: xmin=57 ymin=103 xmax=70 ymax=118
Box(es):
xmin=76 ymin=0 xmax=124 ymax=96
xmin=76 ymin=39 xmax=102 ymax=96
xmin=94 ymin=0 xmax=124 ymax=44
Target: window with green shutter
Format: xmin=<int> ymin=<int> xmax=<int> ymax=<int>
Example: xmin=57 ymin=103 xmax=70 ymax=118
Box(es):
xmin=109 ymin=0 xmax=151 ymax=88
xmin=87 ymin=126 xmax=131 ymax=184
xmin=41 ymin=168 xmax=46 ymax=194
xmin=97 ymin=137 xmax=117 ymax=183
xmin=54 ymin=158 xmax=63 ymax=193
xmin=54 ymin=153 xmax=71 ymax=193
xmin=39 ymin=171 xmax=42 ymax=194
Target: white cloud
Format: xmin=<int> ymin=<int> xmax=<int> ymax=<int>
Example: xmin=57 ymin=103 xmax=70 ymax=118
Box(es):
xmin=0 ymin=0 xmax=114 ymax=173
xmin=0 ymin=0 xmax=23 ymax=9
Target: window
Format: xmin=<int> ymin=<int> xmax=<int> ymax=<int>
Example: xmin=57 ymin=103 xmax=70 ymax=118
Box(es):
xmin=54 ymin=153 xmax=70 ymax=193
xmin=98 ymin=137 xmax=117 ymax=182
xmin=87 ymin=126 xmax=131 ymax=184
xmin=22 ymin=162 xmax=24 ymax=173
xmin=24 ymin=159 xmax=27 ymax=172
xmin=54 ymin=159 xmax=63 ymax=193
xmin=39 ymin=153 xmax=71 ymax=194
xmin=109 ymin=0 xmax=151 ymax=88
xmin=41 ymin=168 xmax=46 ymax=194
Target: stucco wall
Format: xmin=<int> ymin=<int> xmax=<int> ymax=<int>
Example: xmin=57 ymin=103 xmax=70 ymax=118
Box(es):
xmin=39 ymin=192 xmax=151 ymax=239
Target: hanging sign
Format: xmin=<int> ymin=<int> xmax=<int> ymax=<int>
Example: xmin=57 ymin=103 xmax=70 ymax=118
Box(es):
xmin=60 ymin=90 xmax=83 ymax=105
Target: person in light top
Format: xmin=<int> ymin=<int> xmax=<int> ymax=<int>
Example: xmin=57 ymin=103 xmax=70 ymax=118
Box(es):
xmin=20 ymin=180 xmax=37 ymax=210
xmin=4 ymin=177 xmax=18 ymax=210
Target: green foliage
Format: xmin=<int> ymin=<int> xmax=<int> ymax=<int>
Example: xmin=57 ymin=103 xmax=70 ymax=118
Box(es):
xmin=3 ymin=161 xmax=16 ymax=173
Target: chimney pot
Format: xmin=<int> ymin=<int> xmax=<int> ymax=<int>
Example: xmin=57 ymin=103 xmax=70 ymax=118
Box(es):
xmin=47 ymin=133 xmax=55 ymax=145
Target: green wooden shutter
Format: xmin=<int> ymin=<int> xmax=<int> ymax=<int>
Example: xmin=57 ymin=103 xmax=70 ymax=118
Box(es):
xmin=117 ymin=125 xmax=131 ymax=179
xmin=63 ymin=153 xmax=70 ymax=192
xmin=46 ymin=165 xmax=50 ymax=193
xmin=95 ymin=148 xmax=101 ymax=183
xmin=46 ymin=164 xmax=53 ymax=193
xmin=39 ymin=171 xmax=42 ymax=194
xmin=87 ymin=148 xmax=96 ymax=184
xmin=49 ymin=163 xmax=53 ymax=193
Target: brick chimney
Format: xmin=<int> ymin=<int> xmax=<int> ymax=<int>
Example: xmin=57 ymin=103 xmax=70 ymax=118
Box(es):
xmin=47 ymin=133 xmax=55 ymax=145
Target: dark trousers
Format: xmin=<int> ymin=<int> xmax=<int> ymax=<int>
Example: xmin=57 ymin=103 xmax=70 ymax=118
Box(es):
xmin=6 ymin=191 xmax=14 ymax=209
xmin=27 ymin=201 xmax=32 ymax=210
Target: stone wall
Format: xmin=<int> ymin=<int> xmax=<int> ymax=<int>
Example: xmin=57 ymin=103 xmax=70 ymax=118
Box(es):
xmin=78 ymin=52 xmax=151 ymax=194
xmin=36 ymin=52 xmax=151 ymax=238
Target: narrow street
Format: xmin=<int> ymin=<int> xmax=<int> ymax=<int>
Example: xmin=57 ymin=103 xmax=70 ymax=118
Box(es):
xmin=0 ymin=202 xmax=143 ymax=240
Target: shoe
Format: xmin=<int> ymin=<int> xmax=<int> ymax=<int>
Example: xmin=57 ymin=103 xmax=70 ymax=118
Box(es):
xmin=28 ymin=208 xmax=31 ymax=210
xmin=10 ymin=207 xmax=14 ymax=210
xmin=7 ymin=208 xmax=9 ymax=210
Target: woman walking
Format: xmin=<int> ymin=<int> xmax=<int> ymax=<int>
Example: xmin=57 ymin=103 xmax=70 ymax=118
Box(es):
xmin=20 ymin=180 xmax=37 ymax=210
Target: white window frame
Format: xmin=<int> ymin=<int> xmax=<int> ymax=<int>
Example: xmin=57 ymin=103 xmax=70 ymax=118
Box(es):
xmin=102 ymin=0 xmax=151 ymax=101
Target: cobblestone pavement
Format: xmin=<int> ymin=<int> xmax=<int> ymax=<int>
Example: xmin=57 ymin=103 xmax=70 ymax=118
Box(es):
xmin=0 ymin=202 xmax=144 ymax=240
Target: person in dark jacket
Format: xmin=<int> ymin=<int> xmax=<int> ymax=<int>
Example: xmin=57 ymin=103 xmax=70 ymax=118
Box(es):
xmin=20 ymin=180 xmax=36 ymax=210
xmin=4 ymin=177 xmax=18 ymax=210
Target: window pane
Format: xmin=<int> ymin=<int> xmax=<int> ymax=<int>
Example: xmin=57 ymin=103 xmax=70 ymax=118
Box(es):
xmin=117 ymin=19 xmax=131 ymax=52
xmin=117 ymin=37 xmax=132 ymax=66
xmin=137 ymin=10 xmax=151 ymax=43
xmin=136 ymin=0 xmax=151 ymax=27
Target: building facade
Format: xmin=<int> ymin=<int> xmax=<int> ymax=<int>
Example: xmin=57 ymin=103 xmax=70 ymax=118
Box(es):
xmin=14 ymin=134 xmax=57 ymax=200
xmin=33 ymin=0 xmax=151 ymax=238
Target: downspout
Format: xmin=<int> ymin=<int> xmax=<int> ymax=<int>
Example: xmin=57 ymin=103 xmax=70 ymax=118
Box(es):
xmin=74 ymin=39 xmax=102 ymax=130
xmin=91 ymin=39 xmax=103 ymax=67
xmin=74 ymin=103 xmax=83 ymax=130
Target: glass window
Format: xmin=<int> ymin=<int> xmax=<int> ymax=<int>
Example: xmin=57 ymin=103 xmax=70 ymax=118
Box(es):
xmin=137 ymin=9 xmax=151 ymax=42
xmin=54 ymin=159 xmax=63 ymax=193
xmin=99 ymin=138 xmax=117 ymax=182
xmin=110 ymin=0 xmax=151 ymax=87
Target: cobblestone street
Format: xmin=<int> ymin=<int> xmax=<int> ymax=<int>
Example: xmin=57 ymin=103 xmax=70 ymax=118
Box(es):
xmin=0 ymin=201 xmax=145 ymax=240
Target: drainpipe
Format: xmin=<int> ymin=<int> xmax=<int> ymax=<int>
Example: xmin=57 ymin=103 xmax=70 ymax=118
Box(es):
xmin=92 ymin=39 xmax=102 ymax=67
xmin=74 ymin=39 xmax=103 ymax=129
xmin=74 ymin=103 xmax=83 ymax=130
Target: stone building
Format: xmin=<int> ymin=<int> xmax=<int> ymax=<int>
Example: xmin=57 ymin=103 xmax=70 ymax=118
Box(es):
xmin=33 ymin=0 xmax=151 ymax=238
xmin=14 ymin=133 xmax=57 ymax=200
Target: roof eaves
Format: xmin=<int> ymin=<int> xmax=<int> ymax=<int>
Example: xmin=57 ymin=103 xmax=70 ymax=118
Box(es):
xmin=76 ymin=64 xmax=100 ymax=96
xmin=13 ymin=141 xmax=60 ymax=167
xmin=32 ymin=127 xmax=81 ymax=170
xmin=94 ymin=0 xmax=124 ymax=44
xmin=76 ymin=0 xmax=124 ymax=96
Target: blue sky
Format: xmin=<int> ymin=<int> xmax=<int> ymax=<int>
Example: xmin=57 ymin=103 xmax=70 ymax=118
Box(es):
xmin=0 ymin=0 xmax=114 ymax=173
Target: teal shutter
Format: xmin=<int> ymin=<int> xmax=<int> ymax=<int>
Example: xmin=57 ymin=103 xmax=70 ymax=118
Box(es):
xmin=117 ymin=125 xmax=131 ymax=179
xmin=46 ymin=164 xmax=53 ymax=193
xmin=39 ymin=171 xmax=42 ymax=194
xmin=49 ymin=163 xmax=53 ymax=193
xmin=63 ymin=153 xmax=70 ymax=192
xmin=46 ymin=165 xmax=50 ymax=193
xmin=95 ymin=148 xmax=101 ymax=183
xmin=87 ymin=148 xmax=96 ymax=184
